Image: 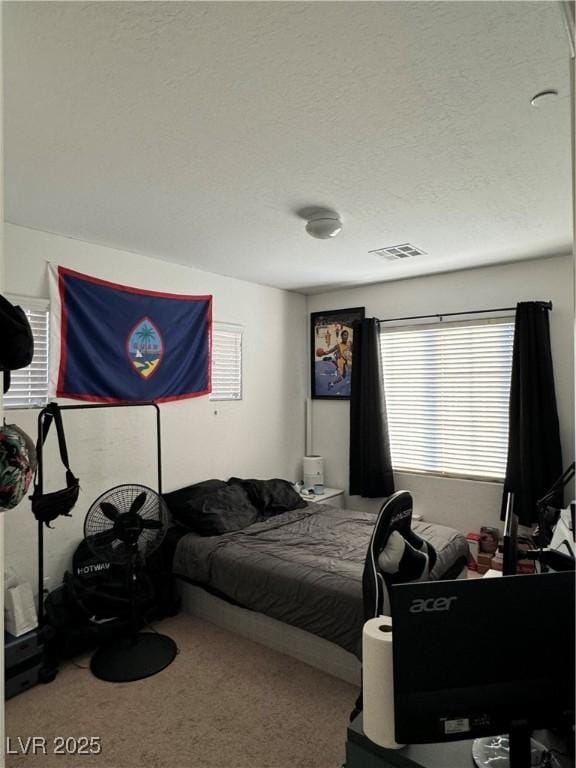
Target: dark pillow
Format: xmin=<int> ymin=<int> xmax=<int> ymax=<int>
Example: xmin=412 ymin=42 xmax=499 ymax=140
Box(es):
xmin=163 ymin=480 xmax=259 ymax=535
xmin=228 ymin=477 xmax=307 ymax=516
xmin=163 ymin=479 xmax=227 ymax=530
xmin=198 ymin=485 xmax=259 ymax=535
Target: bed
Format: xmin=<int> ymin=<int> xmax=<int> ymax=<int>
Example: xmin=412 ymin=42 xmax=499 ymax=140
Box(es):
xmin=172 ymin=500 xmax=469 ymax=658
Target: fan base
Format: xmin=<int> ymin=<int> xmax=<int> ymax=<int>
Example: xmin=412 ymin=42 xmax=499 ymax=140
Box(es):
xmin=90 ymin=632 xmax=177 ymax=683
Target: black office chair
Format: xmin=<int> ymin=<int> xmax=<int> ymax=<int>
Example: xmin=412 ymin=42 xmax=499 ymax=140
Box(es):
xmin=361 ymin=490 xmax=414 ymax=623
xmin=351 ymin=491 xmax=414 ymax=720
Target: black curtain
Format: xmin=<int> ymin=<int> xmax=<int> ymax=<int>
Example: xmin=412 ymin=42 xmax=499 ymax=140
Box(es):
xmin=349 ymin=318 xmax=395 ymax=497
xmin=501 ymin=302 xmax=563 ymax=526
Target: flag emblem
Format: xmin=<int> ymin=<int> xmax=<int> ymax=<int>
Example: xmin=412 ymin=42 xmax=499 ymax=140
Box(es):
xmin=127 ymin=318 xmax=164 ymax=379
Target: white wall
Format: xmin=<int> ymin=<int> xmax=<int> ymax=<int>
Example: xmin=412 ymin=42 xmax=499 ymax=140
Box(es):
xmin=4 ymin=223 xmax=307 ymax=591
xmin=308 ymin=255 xmax=575 ymax=535
xmin=4 ymin=229 xmax=572 ymax=584
xmin=1 ymin=4 xmax=6 ymax=760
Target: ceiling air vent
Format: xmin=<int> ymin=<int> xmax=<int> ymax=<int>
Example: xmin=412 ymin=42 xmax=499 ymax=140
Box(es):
xmin=369 ymin=243 xmax=427 ymax=262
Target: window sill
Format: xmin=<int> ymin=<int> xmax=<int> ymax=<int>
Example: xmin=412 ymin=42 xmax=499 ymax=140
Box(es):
xmin=3 ymin=404 xmax=47 ymax=411
xmin=393 ymin=468 xmax=504 ymax=485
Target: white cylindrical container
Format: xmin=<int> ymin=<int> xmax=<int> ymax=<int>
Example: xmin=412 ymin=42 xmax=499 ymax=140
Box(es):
xmin=303 ymin=455 xmax=324 ymax=489
xmin=362 ymin=616 xmax=404 ymax=750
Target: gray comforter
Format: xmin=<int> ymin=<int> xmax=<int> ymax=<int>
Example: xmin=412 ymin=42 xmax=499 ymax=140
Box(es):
xmin=173 ymin=503 xmax=469 ymax=654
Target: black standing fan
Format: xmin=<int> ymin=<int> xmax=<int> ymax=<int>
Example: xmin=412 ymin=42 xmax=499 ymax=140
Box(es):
xmin=84 ymin=483 xmax=177 ymax=682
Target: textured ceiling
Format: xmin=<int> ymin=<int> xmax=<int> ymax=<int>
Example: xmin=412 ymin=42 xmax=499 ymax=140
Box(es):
xmin=4 ymin=1 xmax=572 ymax=294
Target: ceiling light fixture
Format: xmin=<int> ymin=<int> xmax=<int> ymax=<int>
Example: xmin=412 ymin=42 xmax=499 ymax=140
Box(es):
xmin=530 ymin=89 xmax=559 ymax=107
xmin=305 ymin=210 xmax=343 ymax=239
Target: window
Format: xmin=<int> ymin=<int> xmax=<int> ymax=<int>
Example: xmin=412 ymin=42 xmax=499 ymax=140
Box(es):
xmin=379 ymin=318 xmax=514 ymax=480
xmin=3 ymin=297 xmax=50 ymax=410
xmin=210 ymin=323 xmax=242 ymax=401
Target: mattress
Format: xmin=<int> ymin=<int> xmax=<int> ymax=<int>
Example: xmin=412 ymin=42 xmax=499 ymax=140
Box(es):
xmin=173 ymin=503 xmax=469 ymax=655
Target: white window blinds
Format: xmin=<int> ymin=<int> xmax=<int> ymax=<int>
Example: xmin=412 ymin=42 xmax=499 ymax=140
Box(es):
xmin=3 ymin=297 xmax=50 ymax=410
xmin=210 ymin=324 xmax=242 ymax=401
xmin=379 ymin=318 xmax=514 ymax=480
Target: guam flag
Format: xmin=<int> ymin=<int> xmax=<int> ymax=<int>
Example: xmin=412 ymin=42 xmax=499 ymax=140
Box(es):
xmin=51 ymin=267 xmax=212 ymax=403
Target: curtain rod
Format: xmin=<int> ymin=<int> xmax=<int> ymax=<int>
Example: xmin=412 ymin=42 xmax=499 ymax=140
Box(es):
xmin=376 ymin=301 xmax=552 ymax=325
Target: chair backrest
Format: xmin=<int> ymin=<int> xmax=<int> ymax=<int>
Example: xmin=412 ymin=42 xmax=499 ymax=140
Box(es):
xmin=361 ymin=490 xmax=413 ymax=622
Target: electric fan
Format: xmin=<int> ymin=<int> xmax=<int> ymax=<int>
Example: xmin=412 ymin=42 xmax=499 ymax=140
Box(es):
xmin=83 ymin=483 xmax=177 ymax=682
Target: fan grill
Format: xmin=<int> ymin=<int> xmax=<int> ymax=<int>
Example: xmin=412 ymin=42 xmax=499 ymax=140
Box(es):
xmin=84 ymin=484 xmax=167 ymax=565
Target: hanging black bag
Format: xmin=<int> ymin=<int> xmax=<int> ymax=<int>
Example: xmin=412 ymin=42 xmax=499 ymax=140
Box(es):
xmin=30 ymin=403 xmax=80 ymax=527
xmin=0 ymin=294 xmax=34 ymax=393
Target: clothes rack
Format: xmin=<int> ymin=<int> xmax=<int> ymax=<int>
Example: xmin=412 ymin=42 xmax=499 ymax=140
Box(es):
xmin=34 ymin=401 xmax=162 ymax=638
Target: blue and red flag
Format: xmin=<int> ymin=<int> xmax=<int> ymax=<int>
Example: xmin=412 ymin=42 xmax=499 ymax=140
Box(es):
xmin=52 ymin=267 xmax=212 ymax=403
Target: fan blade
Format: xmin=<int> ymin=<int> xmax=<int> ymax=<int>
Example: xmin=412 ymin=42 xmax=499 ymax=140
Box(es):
xmin=141 ymin=519 xmax=162 ymax=530
xmin=100 ymin=502 xmax=120 ymax=522
xmin=129 ymin=492 xmax=147 ymax=515
xmin=87 ymin=530 xmax=120 ymax=549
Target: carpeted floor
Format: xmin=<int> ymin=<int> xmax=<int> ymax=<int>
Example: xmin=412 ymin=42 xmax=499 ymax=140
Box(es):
xmin=6 ymin=613 xmax=359 ymax=768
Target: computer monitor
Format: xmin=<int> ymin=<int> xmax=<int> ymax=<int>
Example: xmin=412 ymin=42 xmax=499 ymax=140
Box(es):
xmin=502 ymin=492 xmax=518 ymax=576
xmin=391 ymin=572 xmax=575 ymax=768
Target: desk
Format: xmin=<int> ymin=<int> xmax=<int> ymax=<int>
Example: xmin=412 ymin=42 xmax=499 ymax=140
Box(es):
xmin=346 ymin=714 xmax=476 ymax=768
xmin=345 ymin=713 xmax=574 ymax=768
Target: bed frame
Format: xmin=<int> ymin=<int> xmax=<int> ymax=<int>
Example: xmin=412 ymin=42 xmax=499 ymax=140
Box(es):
xmin=178 ymin=562 xmax=467 ymax=686
xmin=177 ymin=560 xmax=468 ymax=687
xmin=177 ymin=578 xmax=362 ymax=685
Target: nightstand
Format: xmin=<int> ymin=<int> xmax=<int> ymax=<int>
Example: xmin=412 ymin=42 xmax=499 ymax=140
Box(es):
xmin=301 ymin=487 xmax=344 ymax=508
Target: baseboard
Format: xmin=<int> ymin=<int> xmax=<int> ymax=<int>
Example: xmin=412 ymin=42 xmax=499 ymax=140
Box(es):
xmin=177 ymin=579 xmax=361 ymax=687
